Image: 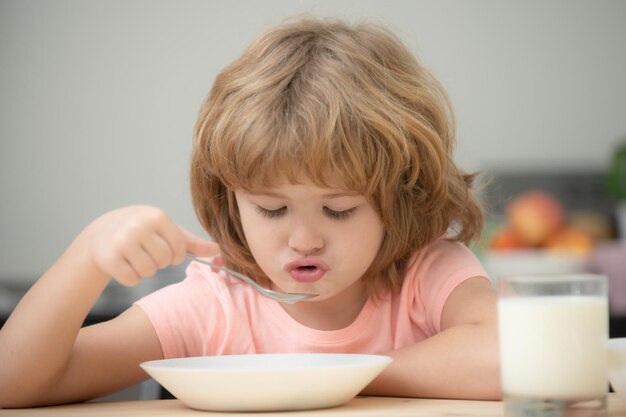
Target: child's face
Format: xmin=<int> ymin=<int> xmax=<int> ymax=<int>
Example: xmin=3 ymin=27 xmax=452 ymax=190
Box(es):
xmin=234 ymin=176 xmax=384 ymax=301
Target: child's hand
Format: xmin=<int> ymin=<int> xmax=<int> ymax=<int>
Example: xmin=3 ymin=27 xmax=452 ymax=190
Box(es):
xmin=76 ymin=205 xmax=218 ymax=286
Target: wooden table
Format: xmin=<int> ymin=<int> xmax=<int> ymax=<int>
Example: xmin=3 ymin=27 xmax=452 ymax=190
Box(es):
xmin=2 ymin=394 xmax=625 ymax=417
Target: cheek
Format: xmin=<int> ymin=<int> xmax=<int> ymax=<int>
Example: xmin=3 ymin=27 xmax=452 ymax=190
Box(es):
xmin=238 ymin=211 xmax=279 ymax=261
xmin=240 ymin=223 xmax=281 ymax=279
xmin=341 ymin=219 xmax=384 ymax=264
xmin=240 ymin=216 xmax=264 ymax=247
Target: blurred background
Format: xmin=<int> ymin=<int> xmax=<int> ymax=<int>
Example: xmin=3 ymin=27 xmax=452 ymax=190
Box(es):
xmin=2 ymin=0 xmax=626 ymax=301
xmin=1 ymin=0 xmax=625 ymax=400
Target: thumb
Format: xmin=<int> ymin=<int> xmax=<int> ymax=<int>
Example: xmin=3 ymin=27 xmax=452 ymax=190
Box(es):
xmin=182 ymin=228 xmax=221 ymax=258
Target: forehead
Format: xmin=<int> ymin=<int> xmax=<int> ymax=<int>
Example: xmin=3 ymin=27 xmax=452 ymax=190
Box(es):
xmin=238 ymin=170 xmax=354 ymax=194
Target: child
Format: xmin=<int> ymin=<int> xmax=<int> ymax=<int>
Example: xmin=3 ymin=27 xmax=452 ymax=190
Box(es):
xmin=0 ymin=17 xmax=500 ymax=408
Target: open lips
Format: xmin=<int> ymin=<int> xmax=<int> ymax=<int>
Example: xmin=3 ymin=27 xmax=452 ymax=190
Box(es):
xmin=284 ymin=258 xmax=329 ymax=283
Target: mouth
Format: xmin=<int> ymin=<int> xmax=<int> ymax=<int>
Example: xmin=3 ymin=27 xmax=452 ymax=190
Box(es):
xmin=284 ymin=259 xmax=329 ymax=283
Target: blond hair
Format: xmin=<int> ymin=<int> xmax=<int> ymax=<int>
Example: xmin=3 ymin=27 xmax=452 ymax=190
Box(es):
xmin=191 ymin=18 xmax=483 ymax=295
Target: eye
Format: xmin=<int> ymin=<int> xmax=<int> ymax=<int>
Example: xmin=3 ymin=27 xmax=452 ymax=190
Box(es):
xmin=323 ymin=206 xmax=357 ymax=220
xmin=255 ymin=205 xmax=286 ymax=218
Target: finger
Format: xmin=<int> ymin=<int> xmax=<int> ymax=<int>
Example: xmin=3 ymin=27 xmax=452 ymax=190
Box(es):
xmin=154 ymin=222 xmax=189 ymax=265
xmin=125 ymin=247 xmax=159 ymax=279
xmin=206 ymin=255 xmax=225 ymax=274
xmin=140 ymin=233 xmax=176 ymax=270
xmin=183 ymin=229 xmax=220 ymax=258
xmin=211 ymin=255 xmax=225 ymax=267
xmin=112 ymin=259 xmax=142 ymax=287
xmin=94 ymin=246 xmax=141 ymax=285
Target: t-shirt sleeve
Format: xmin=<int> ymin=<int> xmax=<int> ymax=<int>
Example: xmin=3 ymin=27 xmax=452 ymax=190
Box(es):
xmin=133 ymin=262 xmax=253 ymax=358
xmin=404 ymin=238 xmax=489 ymax=336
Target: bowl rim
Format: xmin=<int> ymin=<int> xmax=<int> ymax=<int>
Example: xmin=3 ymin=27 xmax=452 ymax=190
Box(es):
xmin=140 ymin=352 xmax=393 ymax=373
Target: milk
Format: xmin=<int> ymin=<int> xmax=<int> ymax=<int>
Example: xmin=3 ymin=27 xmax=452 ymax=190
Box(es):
xmin=498 ymin=296 xmax=608 ymax=399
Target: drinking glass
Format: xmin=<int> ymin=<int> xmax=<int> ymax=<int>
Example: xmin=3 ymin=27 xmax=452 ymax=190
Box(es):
xmin=498 ymin=274 xmax=609 ymax=417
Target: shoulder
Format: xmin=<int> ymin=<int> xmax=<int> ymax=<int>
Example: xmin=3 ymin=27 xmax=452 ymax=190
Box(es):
xmin=409 ymin=236 xmax=486 ymax=279
xmin=399 ymin=237 xmax=489 ymax=332
xmin=134 ymin=261 xmax=260 ymax=357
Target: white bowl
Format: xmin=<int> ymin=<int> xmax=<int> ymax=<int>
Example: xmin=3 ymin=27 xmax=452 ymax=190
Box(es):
xmin=140 ymin=353 xmax=392 ymax=412
xmin=607 ymin=338 xmax=626 ymax=399
xmin=483 ymin=249 xmax=589 ymax=282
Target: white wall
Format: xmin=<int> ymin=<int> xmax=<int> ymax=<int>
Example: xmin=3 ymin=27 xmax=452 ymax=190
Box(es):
xmin=1 ymin=0 xmax=626 ymax=284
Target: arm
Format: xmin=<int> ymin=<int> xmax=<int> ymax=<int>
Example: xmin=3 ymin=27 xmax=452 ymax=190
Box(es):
xmin=363 ymin=277 xmax=501 ymax=400
xmin=0 ymin=206 xmax=218 ymax=408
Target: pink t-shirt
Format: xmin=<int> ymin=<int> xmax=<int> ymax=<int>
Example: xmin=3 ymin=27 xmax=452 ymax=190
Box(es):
xmin=134 ymin=238 xmax=488 ymax=359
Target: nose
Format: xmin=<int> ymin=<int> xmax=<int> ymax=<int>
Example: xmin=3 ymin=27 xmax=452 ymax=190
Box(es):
xmin=288 ymin=219 xmax=324 ymax=255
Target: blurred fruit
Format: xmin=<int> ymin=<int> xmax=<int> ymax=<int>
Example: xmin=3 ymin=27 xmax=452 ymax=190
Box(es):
xmin=544 ymin=226 xmax=595 ymax=255
xmin=507 ymin=191 xmax=565 ymax=246
xmin=490 ymin=226 xmax=526 ymax=250
xmin=569 ymin=211 xmax=614 ymax=240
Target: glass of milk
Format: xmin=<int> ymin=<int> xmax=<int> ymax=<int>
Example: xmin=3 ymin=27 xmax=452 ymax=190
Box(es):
xmin=498 ymin=274 xmax=608 ymax=417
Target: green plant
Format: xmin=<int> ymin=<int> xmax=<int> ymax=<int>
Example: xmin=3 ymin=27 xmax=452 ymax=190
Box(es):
xmin=607 ymin=141 xmax=626 ymax=201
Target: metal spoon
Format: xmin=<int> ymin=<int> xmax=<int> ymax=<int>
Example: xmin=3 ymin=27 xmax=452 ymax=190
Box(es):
xmin=186 ymin=254 xmax=318 ymax=304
